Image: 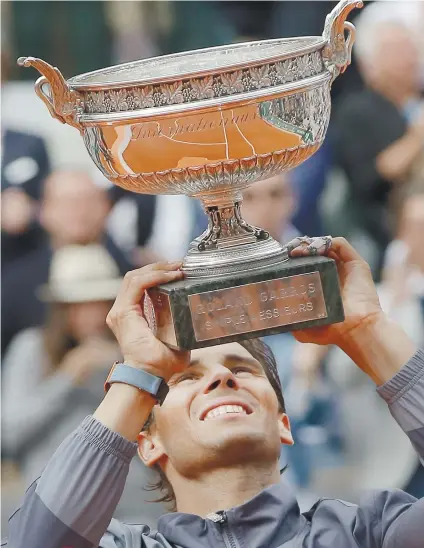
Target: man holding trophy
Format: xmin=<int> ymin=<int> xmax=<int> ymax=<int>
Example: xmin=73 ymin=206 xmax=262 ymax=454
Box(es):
xmin=5 ymin=1 xmax=423 ymax=546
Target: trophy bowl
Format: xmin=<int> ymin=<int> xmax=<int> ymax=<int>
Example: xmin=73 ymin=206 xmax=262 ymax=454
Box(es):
xmin=20 ymin=0 xmax=363 ymax=349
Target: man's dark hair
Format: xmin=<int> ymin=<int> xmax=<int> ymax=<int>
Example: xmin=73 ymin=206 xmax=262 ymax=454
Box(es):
xmin=143 ymin=338 xmax=286 ymax=511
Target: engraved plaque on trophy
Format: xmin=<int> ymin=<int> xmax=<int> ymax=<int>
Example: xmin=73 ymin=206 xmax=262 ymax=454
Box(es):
xmin=19 ymin=0 xmax=363 ymax=349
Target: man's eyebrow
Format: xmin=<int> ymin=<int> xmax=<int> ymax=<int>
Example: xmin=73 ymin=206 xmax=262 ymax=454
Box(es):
xmin=188 ymin=354 xmax=263 ymax=371
xmin=188 ymin=354 xmax=262 ymax=369
xmin=224 ymin=354 xmax=262 ymax=369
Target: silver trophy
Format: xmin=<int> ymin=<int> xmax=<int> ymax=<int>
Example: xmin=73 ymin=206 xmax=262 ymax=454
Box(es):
xmin=19 ymin=0 xmax=363 ymax=349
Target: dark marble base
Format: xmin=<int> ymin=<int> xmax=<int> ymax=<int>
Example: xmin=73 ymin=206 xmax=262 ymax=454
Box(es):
xmin=146 ymin=255 xmax=344 ymax=350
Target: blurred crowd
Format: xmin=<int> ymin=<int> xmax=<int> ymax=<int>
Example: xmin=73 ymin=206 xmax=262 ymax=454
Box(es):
xmin=2 ymin=0 xmax=424 ymax=534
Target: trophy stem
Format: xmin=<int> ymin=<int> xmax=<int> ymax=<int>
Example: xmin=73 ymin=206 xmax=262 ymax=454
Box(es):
xmin=182 ymin=195 xmax=288 ymax=278
xmin=198 ymin=201 xmax=269 ymax=252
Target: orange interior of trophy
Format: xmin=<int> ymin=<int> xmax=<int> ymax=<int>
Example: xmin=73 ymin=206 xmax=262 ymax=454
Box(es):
xmin=98 ymin=103 xmax=303 ymax=175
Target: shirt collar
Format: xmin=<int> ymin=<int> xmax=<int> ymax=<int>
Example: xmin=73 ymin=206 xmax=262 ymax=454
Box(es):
xmin=157 ymin=482 xmax=306 ymax=548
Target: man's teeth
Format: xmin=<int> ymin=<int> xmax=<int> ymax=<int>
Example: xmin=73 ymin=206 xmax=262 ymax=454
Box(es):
xmin=204 ymin=405 xmax=246 ymax=421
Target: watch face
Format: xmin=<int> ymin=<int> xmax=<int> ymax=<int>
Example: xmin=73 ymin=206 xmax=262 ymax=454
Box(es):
xmin=143 ymin=290 xmax=158 ymax=336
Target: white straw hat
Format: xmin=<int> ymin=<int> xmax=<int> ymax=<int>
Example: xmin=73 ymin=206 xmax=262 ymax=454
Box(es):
xmin=38 ymin=244 xmax=123 ymax=303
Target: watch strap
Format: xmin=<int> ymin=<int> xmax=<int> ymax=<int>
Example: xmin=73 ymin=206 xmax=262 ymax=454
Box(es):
xmin=105 ymin=363 xmax=169 ymax=405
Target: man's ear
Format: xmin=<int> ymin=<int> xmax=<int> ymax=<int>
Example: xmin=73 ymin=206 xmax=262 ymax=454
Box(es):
xmin=279 ymin=413 xmax=294 ymax=446
xmin=137 ymin=429 xmax=166 ymax=467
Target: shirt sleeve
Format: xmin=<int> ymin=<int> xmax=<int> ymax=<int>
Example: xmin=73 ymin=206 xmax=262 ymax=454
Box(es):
xmin=368 ymin=348 xmax=424 ymax=547
xmin=377 ymin=348 xmax=424 ymax=462
xmin=3 ymin=416 xmax=139 ymax=548
xmin=352 ymin=488 xmax=424 ymax=548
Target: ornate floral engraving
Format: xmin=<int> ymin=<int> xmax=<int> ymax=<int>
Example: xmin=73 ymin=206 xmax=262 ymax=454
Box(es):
xmin=85 ymin=90 xmax=106 ymax=114
xmin=162 ymin=81 xmax=184 ymax=105
xmin=220 ymin=71 xmax=244 ymax=94
xmin=135 ymin=86 xmax=155 ymax=108
xmin=110 ymin=89 xmax=128 ymax=112
xmin=190 ymin=76 xmax=215 ymax=100
xmin=83 ymin=50 xmax=326 ymax=114
xmin=250 ymin=65 xmax=272 ymax=89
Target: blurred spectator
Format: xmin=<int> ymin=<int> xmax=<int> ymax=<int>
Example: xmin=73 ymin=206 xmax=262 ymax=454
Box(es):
xmin=379 ymin=1 xmax=424 ymax=93
xmin=379 ymin=192 xmax=424 ymax=347
xmin=241 ymin=173 xmax=299 ymax=243
xmin=1 ymin=50 xmax=51 ymax=267
xmin=335 ymin=4 xmax=424 ymax=276
xmin=2 ymin=244 xmax=121 ymax=463
xmin=2 ymin=244 xmax=158 ymax=523
xmin=1 ymin=169 xmax=133 ymax=357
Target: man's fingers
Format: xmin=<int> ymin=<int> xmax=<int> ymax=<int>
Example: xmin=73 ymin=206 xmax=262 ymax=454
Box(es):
xmin=327 ymin=237 xmax=363 ymax=263
xmin=148 ymin=261 xmax=183 ymax=272
xmin=285 ymin=236 xmax=313 ymax=252
xmin=107 ymin=262 xmax=184 ymax=330
xmin=120 ymin=269 xmax=183 ymax=308
xmin=108 ymin=267 xmax=183 ymax=327
xmin=287 ymin=236 xmax=364 ymax=265
xmin=288 ymin=236 xmax=332 ymax=257
xmin=122 ymin=261 xmax=182 ymax=289
xmin=121 ymin=261 xmax=182 ymax=289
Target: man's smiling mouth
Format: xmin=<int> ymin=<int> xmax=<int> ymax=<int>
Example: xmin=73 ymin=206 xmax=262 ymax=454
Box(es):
xmin=200 ymin=402 xmax=253 ymax=421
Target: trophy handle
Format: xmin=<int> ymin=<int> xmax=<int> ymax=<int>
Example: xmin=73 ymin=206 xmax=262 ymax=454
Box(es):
xmin=17 ymin=56 xmax=83 ymax=132
xmin=322 ymin=0 xmax=364 ymax=82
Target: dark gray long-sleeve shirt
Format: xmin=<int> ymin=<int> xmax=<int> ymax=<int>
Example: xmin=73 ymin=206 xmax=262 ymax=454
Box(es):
xmin=3 ymin=349 xmax=424 ymax=548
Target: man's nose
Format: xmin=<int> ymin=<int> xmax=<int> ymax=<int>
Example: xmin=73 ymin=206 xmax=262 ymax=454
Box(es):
xmin=204 ymin=368 xmax=239 ymax=394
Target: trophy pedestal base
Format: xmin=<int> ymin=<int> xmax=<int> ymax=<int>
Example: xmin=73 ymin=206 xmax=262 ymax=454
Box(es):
xmin=146 ymin=255 xmax=344 ymax=350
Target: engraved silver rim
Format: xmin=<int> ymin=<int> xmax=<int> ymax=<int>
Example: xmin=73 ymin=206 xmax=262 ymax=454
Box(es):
xmin=80 ymin=72 xmax=331 ymax=125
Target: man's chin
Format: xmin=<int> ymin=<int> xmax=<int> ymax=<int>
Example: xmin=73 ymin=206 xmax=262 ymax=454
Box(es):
xmin=200 ymin=428 xmax=274 ymax=461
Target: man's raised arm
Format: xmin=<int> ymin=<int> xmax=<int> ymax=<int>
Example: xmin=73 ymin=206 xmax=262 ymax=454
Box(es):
xmin=290 ymin=237 xmax=423 ymax=547
xmin=3 ymin=263 xmax=189 ymax=548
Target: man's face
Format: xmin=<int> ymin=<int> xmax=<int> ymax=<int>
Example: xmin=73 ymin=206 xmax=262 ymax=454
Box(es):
xmin=40 ymin=171 xmax=111 ymax=246
xmin=138 ymin=343 xmax=292 ymax=479
xmin=242 ymin=175 xmax=295 ymax=241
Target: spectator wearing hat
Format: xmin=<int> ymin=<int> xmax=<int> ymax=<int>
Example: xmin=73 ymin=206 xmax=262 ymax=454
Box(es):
xmin=2 ymin=244 xmax=160 ymax=525
xmin=2 ymin=244 xmax=121 ymax=477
